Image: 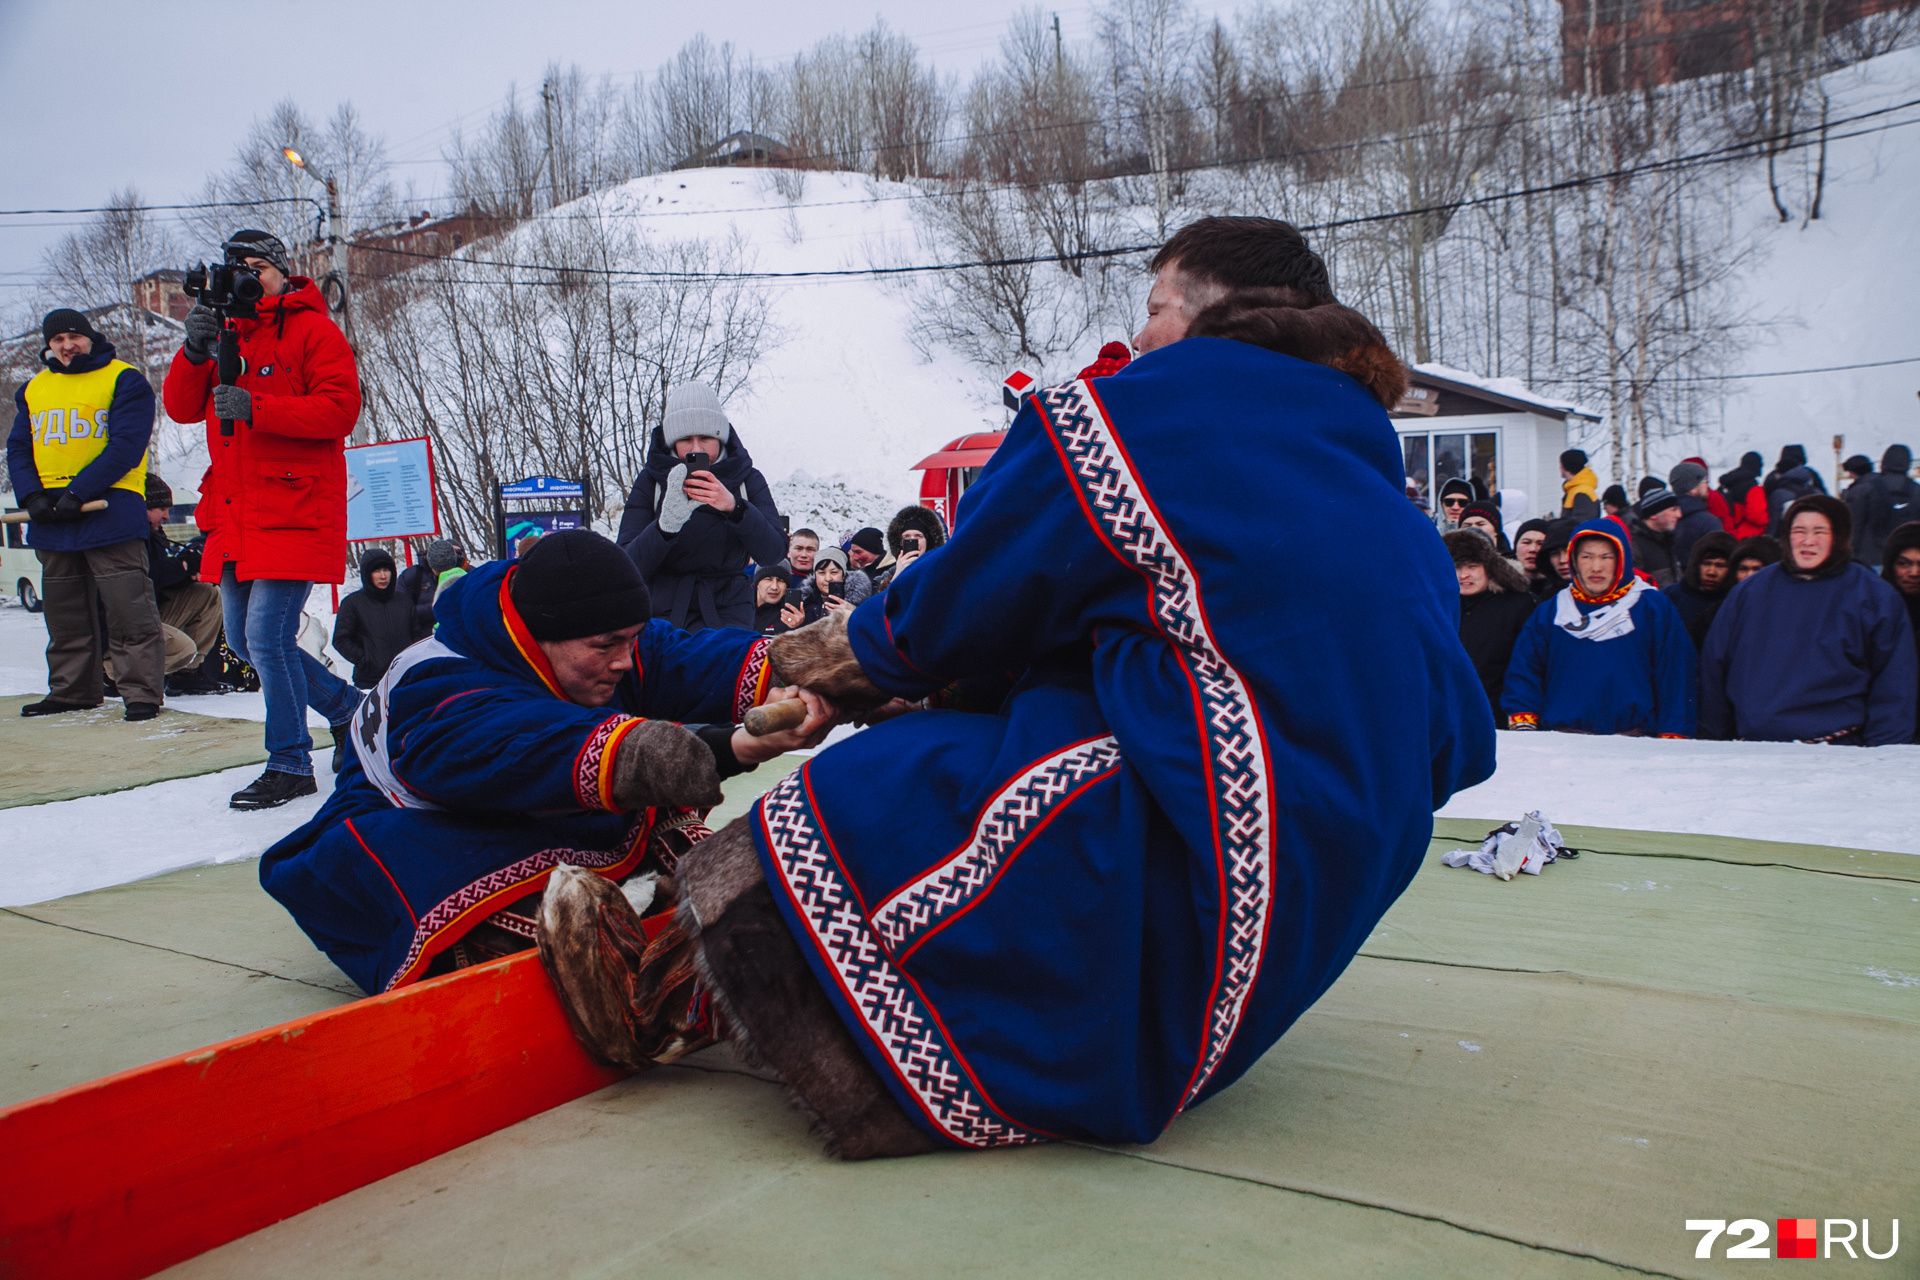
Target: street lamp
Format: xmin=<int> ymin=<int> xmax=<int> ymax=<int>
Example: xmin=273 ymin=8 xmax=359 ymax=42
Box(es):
xmin=281 ymin=147 xmax=353 ymax=337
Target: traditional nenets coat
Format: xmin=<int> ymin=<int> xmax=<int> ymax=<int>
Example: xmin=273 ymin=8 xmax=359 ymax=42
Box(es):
xmin=738 ymin=331 xmax=1495 ymax=1149
xmin=261 ymin=556 xmax=775 ymax=994
xmin=1501 ymin=519 xmax=1697 ymax=738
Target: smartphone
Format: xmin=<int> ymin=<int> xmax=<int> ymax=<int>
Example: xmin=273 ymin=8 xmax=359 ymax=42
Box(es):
xmin=681 ymin=451 xmax=711 ymax=474
xmin=901 ymin=531 xmax=925 ymax=551
xmin=827 ymin=580 xmax=846 ymax=599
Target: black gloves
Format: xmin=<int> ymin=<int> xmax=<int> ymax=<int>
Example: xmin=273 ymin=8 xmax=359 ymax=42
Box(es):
xmin=52 ymin=490 xmax=86 ymax=521
xmin=212 ymin=384 xmax=252 ymax=422
xmin=23 ymin=490 xmax=61 ymax=522
xmin=183 ymin=305 xmax=221 ymax=364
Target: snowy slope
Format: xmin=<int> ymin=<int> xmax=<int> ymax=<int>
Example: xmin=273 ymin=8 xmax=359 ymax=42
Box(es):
xmin=1643 ymin=45 xmax=1920 ymax=483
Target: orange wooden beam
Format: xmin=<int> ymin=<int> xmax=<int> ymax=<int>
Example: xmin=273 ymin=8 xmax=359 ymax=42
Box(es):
xmin=0 ymin=951 xmax=626 ymax=1279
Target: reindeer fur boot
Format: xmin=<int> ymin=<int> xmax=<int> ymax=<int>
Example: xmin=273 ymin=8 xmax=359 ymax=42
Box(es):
xmin=680 ymin=818 xmax=939 ymax=1160
xmin=536 ymin=865 xmax=715 ymax=1071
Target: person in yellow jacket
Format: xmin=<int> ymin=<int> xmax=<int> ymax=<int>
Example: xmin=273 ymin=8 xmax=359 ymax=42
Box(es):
xmin=6 ymin=309 xmax=166 ymax=720
xmin=1559 ymin=448 xmax=1601 ymax=523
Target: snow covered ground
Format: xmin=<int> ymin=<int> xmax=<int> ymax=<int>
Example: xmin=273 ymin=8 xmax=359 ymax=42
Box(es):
xmin=3 ymin=588 xmax=1914 ymax=909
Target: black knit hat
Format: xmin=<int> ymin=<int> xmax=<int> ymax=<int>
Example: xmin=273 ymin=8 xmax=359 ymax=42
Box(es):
xmin=1559 ymin=449 xmax=1588 ymax=473
xmin=1636 ymin=487 xmax=1680 ymax=519
xmin=42 ymin=308 xmax=104 ymax=346
xmin=1602 ymin=483 xmax=1628 ymax=509
xmin=509 ymin=530 xmax=651 ymax=640
xmin=144 ymin=474 xmax=173 ymax=509
xmin=849 ymin=527 xmax=885 ymax=557
xmin=223 ymin=229 xmax=292 ymax=276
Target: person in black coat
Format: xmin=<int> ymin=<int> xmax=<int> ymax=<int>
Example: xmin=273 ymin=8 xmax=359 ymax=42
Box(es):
xmin=332 ymin=548 xmax=429 ymax=688
xmin=1882 ymin=521 xmax=1920 ymax=741
xmin=1446 ymin=529 xmax=1536 ymax=729
xmin=751 ymin=563 xmax=805 ymax=636
xmin=1661 ymin=530 xmax=1735 ymax=648
xmin=615 ymin=382 xmax=785 ymax=631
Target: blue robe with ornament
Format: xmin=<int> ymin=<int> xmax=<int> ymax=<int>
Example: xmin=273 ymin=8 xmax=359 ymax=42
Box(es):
xmin=749 ymin=336 xmax=1494 ymax=1151
xmin=261 ymin=560 xmax=775 ymax=995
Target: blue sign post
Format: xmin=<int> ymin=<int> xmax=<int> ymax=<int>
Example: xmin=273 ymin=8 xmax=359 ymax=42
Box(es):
xmin=344 ymin=437 xmax=439 ymax=543
xmin=496 ymin=475 xmax=588 ymax=560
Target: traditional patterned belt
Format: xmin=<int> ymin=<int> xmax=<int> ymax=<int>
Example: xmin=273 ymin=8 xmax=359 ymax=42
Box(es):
xmin=1795 ymin=725 xmax=1863 ymax=745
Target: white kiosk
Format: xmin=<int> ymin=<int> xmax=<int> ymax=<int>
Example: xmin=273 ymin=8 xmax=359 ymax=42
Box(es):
xmin=1391 ymin=363 xmax=1601 ymax=526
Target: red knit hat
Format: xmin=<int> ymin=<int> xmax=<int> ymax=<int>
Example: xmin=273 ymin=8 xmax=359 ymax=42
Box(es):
xmin=1076 ymin=341 xmax=1133 ymax=381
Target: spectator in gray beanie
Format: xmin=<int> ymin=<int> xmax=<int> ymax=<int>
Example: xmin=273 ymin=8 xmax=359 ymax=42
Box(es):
xmin=615 ymin=381 xmax=785 ymax=630
xmin=427 ymin=539 xmax=466 ymax=574
xmin=393 ymin=539 xmax=462 ymax=635
xmin=1667 ymin=460 xmax=1720 ymax=571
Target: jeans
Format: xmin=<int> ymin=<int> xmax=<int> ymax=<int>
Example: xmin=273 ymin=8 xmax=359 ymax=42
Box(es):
xmin=220 ymin=567 xmax=361 ymax=776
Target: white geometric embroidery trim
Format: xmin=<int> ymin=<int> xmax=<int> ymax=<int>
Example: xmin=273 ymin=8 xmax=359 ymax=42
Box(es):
xmin=871 ymin=736 xmax=1122 ymax=956
xmin=759 ymin=771 xmax=1042 ymax=1148
xmin=1036 ymin=379 xmax=1275 ymax=1110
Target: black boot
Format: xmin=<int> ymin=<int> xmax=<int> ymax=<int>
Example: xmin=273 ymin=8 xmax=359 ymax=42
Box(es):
xmin=21 ymin=698 xmax=97 ymax=717
xmin=329 ymin=720 xmax=355 ymax=774
xmin=165 ymin=669 xmax=223 ymax=697
xmin=229 ymin=769 xmax=319 ymax=810
xmin=101 ymin=675 xmax=120 ymax=700
xmin=123 ymin=702 xmax=160 ymax=722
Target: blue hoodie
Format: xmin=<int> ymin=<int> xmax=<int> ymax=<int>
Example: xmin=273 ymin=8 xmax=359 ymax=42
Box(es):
xmin=1502 ymin=519 xmax=1697 ymax=736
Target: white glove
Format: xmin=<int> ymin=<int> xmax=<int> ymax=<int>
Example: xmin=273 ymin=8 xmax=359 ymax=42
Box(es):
xmin=657 ymin=464 xmax=695 ymax=536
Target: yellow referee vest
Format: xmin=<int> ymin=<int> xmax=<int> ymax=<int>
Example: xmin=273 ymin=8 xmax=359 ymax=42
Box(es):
xmin=23 ymin=359 xmax=149 ymax=496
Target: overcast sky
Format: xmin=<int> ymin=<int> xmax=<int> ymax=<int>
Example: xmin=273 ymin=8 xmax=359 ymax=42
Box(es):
xmin=0 ymin=0 xmax=1235 ymax=312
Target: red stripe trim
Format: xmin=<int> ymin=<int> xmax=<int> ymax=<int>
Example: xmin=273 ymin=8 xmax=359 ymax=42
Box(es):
xmin=772 ymin=771 xmax=1054 ymax=1142
xmin=498 ymin=568 xmax=564 ymax=698
xmin=897 ymin=764 xmax=1119 ymax=964
xmin=345 ymin=818 xmax=416 ymax=928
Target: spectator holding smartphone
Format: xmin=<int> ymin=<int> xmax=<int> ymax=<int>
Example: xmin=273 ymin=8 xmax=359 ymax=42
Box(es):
xmin=802 ymin=546 xmax=856 ymax=624
xmin=752 ymin=564 xmax=806 ymax=635
xmin=886 ymin=504 xmax=947 ymax=582
xmin=616 ymin=382 xmax=785 ymax=631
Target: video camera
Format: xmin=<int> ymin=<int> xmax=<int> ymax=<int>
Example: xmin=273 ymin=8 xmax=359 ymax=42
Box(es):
xmin=182 ymin=262 xmax=264 ymax=436
xmin=182 ymin=262 xmax=264 ymax=318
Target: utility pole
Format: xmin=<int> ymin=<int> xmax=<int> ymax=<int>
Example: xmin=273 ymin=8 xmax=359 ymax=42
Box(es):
xmin=283 ymin=147 xmax=361 ymax=442
xmin=541 ymin=78 xmax=558 ymax=209
xmin=1052 ymin=12 xmax=1064 ymax=70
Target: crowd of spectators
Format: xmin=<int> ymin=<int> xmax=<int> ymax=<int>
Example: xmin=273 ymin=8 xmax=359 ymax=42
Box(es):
xmin=1443 ymin=445 xmax=1920 ymax=746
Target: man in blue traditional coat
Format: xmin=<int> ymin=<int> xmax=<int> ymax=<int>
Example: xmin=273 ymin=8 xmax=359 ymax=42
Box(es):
xmin=259 ymin=529 xmax=832 ymax=998
xmin=539 ymin=217 xmax=1496 ymax=1159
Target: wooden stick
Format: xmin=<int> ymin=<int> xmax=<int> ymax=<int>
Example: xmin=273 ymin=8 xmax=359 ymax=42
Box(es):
xmin=1 ymin=499 xmax=109 ymax=524
xmin=744 ymin=698 xmax=808 ymax=736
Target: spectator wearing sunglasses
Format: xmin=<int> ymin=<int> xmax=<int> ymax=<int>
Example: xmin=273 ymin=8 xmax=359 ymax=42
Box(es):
xmin=1436 ymin=478 xmax=1474 ymax=531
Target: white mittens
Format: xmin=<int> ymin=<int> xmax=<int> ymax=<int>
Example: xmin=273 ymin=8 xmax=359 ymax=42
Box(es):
xmin=657 ymin=464 xmax=695 ymax=535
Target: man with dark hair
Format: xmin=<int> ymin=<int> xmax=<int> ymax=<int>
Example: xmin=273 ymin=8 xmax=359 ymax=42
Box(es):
xmin=162 ymin=230 xmax=363 ymax=806
xmin=845 ymin=526 xmax=889 ymax=594
xmin=1882 ymin=521 xmax=1920 ymax=741
xmin=539 ymin=216 xmax=1491 ymax=1159
xmin=1700 ymin=495 xmax=1915 ymax=745
xmin=1730 ymin=534 xmax=1782 ymax=582
xmin=786 ymin=528 xmax=820 ymax=598
xmin=8 ymin=308 xmax=166 ymax=720
xmin=1559 ymin=449 xmax=1599 ymax=521
xmin=259 ymin=529 xmax=828 ymax=995
xmin=1145 ymin=215 xmax=1334 ymax=309
xmin=1661 ymin=529 xmax=1736 ymax=648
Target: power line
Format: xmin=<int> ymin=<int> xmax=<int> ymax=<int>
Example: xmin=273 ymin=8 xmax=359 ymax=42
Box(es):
xmin=1533 ymin=355 xmax=1920 ymax=384
xmin=342 ymin=101 xmax=1920 ymax=283
xmin=0 ymin=196 xmax=322 ymax=218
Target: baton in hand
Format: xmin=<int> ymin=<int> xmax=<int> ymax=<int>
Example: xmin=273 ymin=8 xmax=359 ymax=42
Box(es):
xmin=1 ymin=500 xmax=108 ymax=524
xmin=743 ymin=699 xmax=808 ymax=736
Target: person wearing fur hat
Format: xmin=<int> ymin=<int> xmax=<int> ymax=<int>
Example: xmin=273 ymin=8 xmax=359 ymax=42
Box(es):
xmin=1730 ymin=534 xmax=1782 ymax=582
xmin=615 ymin=382 xmax=787 ymax=632
xmin=1502 ymin=519 xmax=1697 ymax=737
xmin=1881 ymin=521 xmax=1920 ymax=741
xmin=536 ymin=215 xmax=1493 ymax=1160
xmin=1700 ymin=495 xmax=1916 ymax=745
xmin=1446 ymin=529 xmax=1534 ymax=726
xmin=1661 ymin=530 xmax=1736 ymax=649
xmin=258 ymin=529 xmax=831 ymax=995
xmin=885 ymin=504 xmax=947 ymax=580
xmin=9 ymin=307 xmax=167 ymax=720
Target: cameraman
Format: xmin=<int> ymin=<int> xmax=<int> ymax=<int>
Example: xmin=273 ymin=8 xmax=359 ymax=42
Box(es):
xmin=162 ymin=230 xmax=363 ymax=810
xmin=7 ymin=308 xmax=166 ymax=720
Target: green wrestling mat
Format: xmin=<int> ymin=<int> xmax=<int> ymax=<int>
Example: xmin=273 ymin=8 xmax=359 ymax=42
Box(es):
xmin=0 ymin=695 xmax=339 ymax=809
xmin=2 ymin=814 xmax=1909 ymax=1278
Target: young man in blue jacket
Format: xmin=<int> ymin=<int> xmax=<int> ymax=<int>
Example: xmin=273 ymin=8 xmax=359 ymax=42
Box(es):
xmin=1503 ymin=518 xmax=1697 ymax=737
xmin=1699 ymin=495 xmax=1916 ymax=745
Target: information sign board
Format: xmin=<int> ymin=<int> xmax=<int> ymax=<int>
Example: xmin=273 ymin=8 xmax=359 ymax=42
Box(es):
xmin=344 ymin=437 xmax=439 ymax=543
xmin=499 ymin=475 xmax=585 ymax=499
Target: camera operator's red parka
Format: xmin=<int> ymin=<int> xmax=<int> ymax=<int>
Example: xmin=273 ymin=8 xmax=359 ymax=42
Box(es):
xmin=163 ymin=278 xmax=361 ymax=584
